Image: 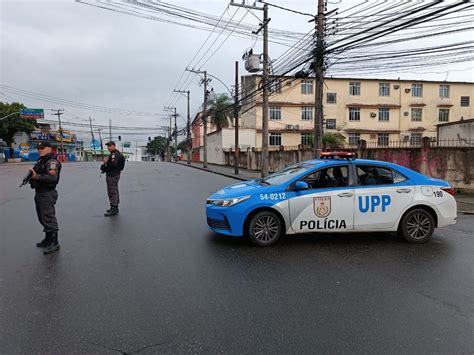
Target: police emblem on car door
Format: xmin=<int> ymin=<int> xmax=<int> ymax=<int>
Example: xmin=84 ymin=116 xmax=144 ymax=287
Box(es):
xmin=313 ymin=196 xmax=331 ymax=218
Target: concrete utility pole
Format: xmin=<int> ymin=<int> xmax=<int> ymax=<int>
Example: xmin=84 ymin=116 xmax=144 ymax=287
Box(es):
xmin=88 ymin=116 xmax=96 ymax=160
xmin=231 ymin=0 xmax=270 ymax=177
xmin=174 ymin=90 xmax=191 ymax=165
xmin=314 ymin=0 xmax=325 ymax=158
xmin=109 ymin=119 xmax=112 ymax=141
xmin=165 ymin=106 xmax=177 ymax=162
xmin=51 ymin=109 xmax=64 ymax=159
xmin=234 ymin=61 xmax=240 ymax=175
xmin=97 ymin=128 xmax=103 ymax=151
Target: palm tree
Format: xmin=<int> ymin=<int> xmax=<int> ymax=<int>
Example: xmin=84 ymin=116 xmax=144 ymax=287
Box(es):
xmin=207 ymin=93 xmax=233 ymax=130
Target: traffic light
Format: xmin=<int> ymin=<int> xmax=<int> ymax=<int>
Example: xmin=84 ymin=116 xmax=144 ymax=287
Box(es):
xmin=148 ymin=137 xmax=151 ymax=142
xmin=118 ymin=135 xmax=121 ymax=141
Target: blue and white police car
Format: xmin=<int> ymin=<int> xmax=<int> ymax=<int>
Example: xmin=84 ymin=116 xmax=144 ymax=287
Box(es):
xmin=206 ymin=152 xmax=457 ymax=246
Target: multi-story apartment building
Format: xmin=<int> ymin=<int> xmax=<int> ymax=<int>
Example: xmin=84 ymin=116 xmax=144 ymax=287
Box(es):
xmin=240 ymin=75 xmax=474 ymax=147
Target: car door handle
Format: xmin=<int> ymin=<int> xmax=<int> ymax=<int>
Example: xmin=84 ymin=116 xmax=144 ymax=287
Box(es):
xmin=396 ymin=188 xmax=412 ymax=193
xmin=337 ymin=192 xmax=353 ymax=197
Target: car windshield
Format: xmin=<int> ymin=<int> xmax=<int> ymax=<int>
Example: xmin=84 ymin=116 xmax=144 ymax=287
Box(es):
xmin=260 ymin=163 xmax=316 ymax=186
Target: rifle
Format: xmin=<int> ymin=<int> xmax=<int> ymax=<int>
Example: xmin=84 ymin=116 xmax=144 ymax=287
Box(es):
xmin=19 ymin=160 xmax=43 ymax=188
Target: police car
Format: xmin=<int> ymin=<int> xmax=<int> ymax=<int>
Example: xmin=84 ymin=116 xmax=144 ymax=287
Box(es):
xmin=206 ymin=152 xmax=457 ymax=246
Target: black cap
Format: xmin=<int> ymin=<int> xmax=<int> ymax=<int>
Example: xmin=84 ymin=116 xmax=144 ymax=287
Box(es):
xmin=105 ymin=141 xmax=116 ymax=146
xmin=36 ymin=141 xmax=52 ymax=148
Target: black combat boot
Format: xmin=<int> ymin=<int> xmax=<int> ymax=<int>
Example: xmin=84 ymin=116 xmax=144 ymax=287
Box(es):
xmin=36 ymin=232 xmax=51 ymax=248
xmin=105 ymin=206 xmax=113 ymax=213
xmin=43 ymin=232 xmax=60 ymax=255
xmin=104 ymin=206 xmax=119 ymax=217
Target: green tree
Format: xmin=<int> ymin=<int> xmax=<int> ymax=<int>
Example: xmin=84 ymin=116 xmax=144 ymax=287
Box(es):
xmin=0 ymin=101 xmax=37 ymax=147
xmin=208 ymin=93 xmax=233 ymax=130
xmin=146 ymin=136 xmax=168 ymax=156
xmin=303 ymin=132 xmax=346 ymax=148
xmin=177 ymin=140 xmax=188 ymax=152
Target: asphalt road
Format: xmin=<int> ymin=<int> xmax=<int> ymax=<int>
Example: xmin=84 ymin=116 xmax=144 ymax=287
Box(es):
xmin=0 ymin=162 xmax=473 ymax=354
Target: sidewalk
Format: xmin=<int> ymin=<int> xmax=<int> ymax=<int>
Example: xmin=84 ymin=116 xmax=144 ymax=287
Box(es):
xmin=176 ymin=161 xmax=260 ymax=181
xmin=177 ymin=161 xmax=474 ymax=215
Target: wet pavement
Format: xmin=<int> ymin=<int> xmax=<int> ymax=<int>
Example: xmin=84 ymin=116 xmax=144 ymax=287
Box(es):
xmin=0 ymin=162 xmax=473 ymax=354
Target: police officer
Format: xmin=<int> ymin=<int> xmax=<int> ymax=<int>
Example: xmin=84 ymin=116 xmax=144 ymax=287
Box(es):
xmin=29 ymin=141 xmax=62 ymax=255
xmin=101 ymin=141 xmax=123 ymax=216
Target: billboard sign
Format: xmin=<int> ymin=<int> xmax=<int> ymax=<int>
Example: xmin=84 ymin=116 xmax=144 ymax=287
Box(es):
xmin=90 ymin=139 xmax=100 ymax=150
xmin=20 ymin=108 xmax=44 ymax=119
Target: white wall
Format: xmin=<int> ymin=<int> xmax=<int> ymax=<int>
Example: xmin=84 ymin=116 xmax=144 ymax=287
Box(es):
xmin=206 ymin=128 xmax=257 ymax=165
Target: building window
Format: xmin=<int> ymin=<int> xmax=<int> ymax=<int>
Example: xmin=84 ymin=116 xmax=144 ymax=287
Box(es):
xmin=269 ymin=79 xmax=282 ymax=94
xmin=349 ymin=107 xmax=360 ymax=121
xmin=378 ymin=133 xmax=389 ymax=146
xmin=269 ymin=106 xmax=281 ymax=120
xmin=412 ymin=84 xmax=423 ymax=97
xmin=379 ymin=83 xmax=390 ymax=96
xmin=439 ymin=84 xmax=450 ymax=98
xmin=301 ymin=133 xmax=313 ymax=146
xmin=326 ymin=92 xmax=337 ymax=104
xmin=326 ymin=119 xmax=336 ymax=130
xmin=378 ymin=108 xmax=390 ymax=122
xmin=410 ymin=133 xmax=422 ymax=146
xmin=438 ymin=109 xmax=449 ymax=122
xmin=461 ymin=96 xmax=470 ymax=107
xmin=301 ymin=106 xmax=313 ymax=120
xmin=349 ymin=81 xmax=361 ymax=96
xmin=411 ymin=108 xmax=423 ymax=122
xmin=301 ymin=80 xmax=313 ymax=95
xmin=269 ymin=133 xmax=281 ymax=146
xmin=348 ymin=133 xmax=360 ymax=146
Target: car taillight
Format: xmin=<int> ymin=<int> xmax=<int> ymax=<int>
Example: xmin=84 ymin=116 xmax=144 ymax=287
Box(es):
xmin=441 ymin=187 xmax=455 ymax=196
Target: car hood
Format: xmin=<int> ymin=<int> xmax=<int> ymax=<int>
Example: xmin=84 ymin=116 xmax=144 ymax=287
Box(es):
xmin=208 ymin=179 xmax=271 ymax=199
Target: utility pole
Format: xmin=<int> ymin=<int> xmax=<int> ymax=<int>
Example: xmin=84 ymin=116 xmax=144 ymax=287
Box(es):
xmin=186 ymin=68 xmax=210 ymax=168
xmin=51 ymin=109 xmax=64 ymax=160
xmin=174 ymin=90 xmax=191 ymax=165
xmin=109 ymin=119 xmax=112 ymax=141
xmin=314 ymin=0 xmax=325 ymax=158
xmin=231 ymin=0 xmax=269 ymax=176
xmin=165 ymin=106 xmax=177 ymax=162
xmin=97 ymin=128 xmax=104 ymax=151
xmin=88 ymin=116 xmax=96 ymax=160
xmin=234 ymin=60 xmax=240 ymax=175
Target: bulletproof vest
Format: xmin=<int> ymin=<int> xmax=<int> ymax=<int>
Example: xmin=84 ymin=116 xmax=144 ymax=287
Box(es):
xmin=31 ymin=154 xmax=62 ymax=191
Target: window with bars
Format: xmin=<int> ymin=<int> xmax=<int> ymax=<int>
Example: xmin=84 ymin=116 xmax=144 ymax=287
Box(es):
xmin=410 ymin=133 xmax=422 ymax=146
xmin=379 ymin=83 xmax=390 ymax=96
xmin=412 ymin=84 xmax=423 ymax=97
xmin=269 ymin=106 xmax=281 ymax=120
xmin=439 ymin=84 xmax=450 ymax=98
xmin=349 ymin=107 xmax=360 ymax=121
xmin=269 ymin=133 xmax=282 ymax=146
xmin=326 ymin=119 xmax=336 ymax=130
xmin=301 ymin=80 xmax=313 ymax=95
xmin=378 ymin=108 xmax=390 ymax=122
xmin=301 ymin=133 xmax=313 ymax=146
xmin=378 ymin=133 xmax=389 ymax=146
xmin=326 ymin=92 xmax=337 ymax=104
xmin=348 ymin=133 xmax=360 ymax=146
xmin=461 ymin=96 xmax=470 ymax=107
xmin=439 ymin=109 xmax=449 ymax=122
xmin=269 ymin=79 xmax=282 ymax=94
xmin=349 ymin=81 xmax=361 ymax=96
xmin=411 ymin=108 xmax=423 ymax=121
xmin=301 ymin=106 xmax=313 ymax=120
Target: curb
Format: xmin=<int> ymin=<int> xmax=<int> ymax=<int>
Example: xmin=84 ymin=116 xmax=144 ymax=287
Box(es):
xmin=176 ymin=162 xmax=248 ymax=181
xmin=458 ymin=211 xmax=474 ymax=215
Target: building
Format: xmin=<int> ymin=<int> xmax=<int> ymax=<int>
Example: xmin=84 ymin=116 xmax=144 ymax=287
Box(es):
xmin=437 ymin=118 xmax=474 ymax=144
xmin=240 ymin=75 xmax=474 ymax=148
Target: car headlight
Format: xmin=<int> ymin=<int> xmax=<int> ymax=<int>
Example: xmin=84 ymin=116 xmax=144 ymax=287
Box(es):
xmin=207 ymin=195 xmax=251 ymax=207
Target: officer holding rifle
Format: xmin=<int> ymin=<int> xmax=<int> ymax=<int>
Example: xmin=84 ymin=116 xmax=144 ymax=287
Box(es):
xmin=22 ymin=141 xmax=62 ymax=255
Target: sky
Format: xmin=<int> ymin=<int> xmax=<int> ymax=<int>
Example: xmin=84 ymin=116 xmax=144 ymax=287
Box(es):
xmin=1 ymin=0 xmax=473 ymax=144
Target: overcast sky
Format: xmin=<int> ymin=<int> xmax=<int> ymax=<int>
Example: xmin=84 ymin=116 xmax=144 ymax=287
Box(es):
xmin=1 ymin=0 xmax=473 ymax=143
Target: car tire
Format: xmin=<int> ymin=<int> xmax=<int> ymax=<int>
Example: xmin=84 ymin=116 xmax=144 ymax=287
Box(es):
xmin=399 ymin=208 xmax=435 ymax=243
xmin=248 ymin=211 xmax=283 ymax=247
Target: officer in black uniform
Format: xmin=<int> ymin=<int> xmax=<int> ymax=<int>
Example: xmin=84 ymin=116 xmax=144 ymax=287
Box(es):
xmin=101 ymin=141 xmax=122 ymax=216
xmin=29 ymin=141 xmax=62 ymax=255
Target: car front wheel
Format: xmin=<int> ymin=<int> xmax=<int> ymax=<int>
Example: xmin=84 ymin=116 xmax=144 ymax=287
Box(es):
xmin=248 ymin=211 xmax=283 ymax=247
xmin=399 ymin=208 xmax=435 ymax=243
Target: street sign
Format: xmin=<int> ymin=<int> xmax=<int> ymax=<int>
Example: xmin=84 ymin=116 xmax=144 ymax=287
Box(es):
xmin=123 ymin=142 xmax=131 ymax=148
xmin=90 ymin=139 xmax=100 ymax=150
xmin=20 ymin=108 xmax=44 ymax=119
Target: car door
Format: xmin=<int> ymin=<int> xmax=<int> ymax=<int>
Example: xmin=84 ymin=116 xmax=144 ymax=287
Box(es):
xmin=353 ymin=164 xmax=415 ymax=230
xmin=288 ymin=164 xmax=354 ymax=233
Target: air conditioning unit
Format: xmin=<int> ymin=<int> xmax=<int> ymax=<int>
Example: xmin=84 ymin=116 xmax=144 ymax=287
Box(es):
xmin=245 ymin=54 xmax=261 ymax=73
xmin=394 ymin=85 xmax=400 ymax=89
xmin=294 ymin=124 xmax=300 ymax=130
xmin=286 ymin=124 xmax=295 ymax=130
xmin=404 ymin=111 xmax=409 ymax=116
xmin=370 ymin=112 xmax=377 ymax=118
xmin=405 ymin=88 xmax=411 ymax=93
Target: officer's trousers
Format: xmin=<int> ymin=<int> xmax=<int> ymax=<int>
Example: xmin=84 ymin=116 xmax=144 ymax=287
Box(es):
xmin=34 ymin=190 xmax=59 ymax=233
xmin=106 ymin=174 xmax=121 ymax=207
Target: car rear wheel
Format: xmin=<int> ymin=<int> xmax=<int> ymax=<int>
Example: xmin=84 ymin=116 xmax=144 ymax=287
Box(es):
xmin=248 ymin=211 xmax=283 ymax=247
xmin=399 ymin=209 xmax=435 ymax=243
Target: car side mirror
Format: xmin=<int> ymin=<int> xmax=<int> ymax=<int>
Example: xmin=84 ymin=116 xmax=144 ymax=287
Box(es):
xmin=294 ymin=181 xmax=309 ymax=191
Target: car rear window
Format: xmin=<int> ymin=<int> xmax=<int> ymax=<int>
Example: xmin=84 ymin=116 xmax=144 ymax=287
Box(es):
xmin=356 ymin=165 xmax=407 ymax=185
